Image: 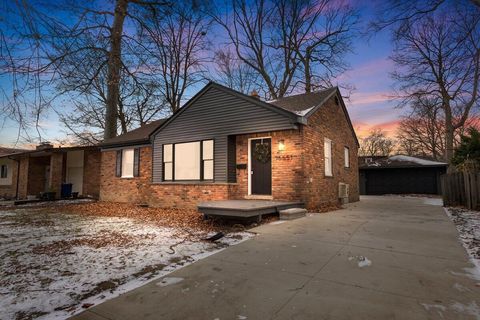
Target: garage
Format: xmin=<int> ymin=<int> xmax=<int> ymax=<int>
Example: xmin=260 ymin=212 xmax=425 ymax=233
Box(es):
xmin=359 ymin=155 xmax=448 ymax=195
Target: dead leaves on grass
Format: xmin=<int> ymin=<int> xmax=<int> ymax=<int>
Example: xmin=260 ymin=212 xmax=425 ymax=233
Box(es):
xmin=48 ymin=202 xmax=239 ymax=233
xmin=32 ymin=230 xmax=139 ymax=256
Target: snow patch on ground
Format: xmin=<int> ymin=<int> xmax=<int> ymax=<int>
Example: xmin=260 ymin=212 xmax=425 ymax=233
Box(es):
xmin=451 ymin=301 xmax=480 ymax=319
xmin=156 ymin=277 xmax=184 ymax=287
xmin=422 ymin=198 xmax=443 ymax=206
xmin=445 ymin=207 xmax=480 ymax=281
xmin=348 ymin=256 xmax=372 ymax=268
xmin=0 ymin=209 xmax=254 ymax=320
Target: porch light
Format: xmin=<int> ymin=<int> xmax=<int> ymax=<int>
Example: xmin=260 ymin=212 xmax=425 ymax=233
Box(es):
xmin=278 ymin=139 xmax=285 ymax=151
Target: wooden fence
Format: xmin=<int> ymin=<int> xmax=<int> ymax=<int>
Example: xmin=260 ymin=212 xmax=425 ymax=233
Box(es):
xmin=441 ymin=172 xmax=480 ymax=210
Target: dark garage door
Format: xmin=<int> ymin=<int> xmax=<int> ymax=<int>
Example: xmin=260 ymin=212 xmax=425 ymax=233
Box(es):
xmin=362 ymin=167 xmax=441 ymax=195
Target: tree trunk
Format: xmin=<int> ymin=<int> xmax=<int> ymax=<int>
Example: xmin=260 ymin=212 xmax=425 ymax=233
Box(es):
xmin=104 ymin=0 xmax=128 ymax=140
xmin=304 ymin=57 xmax=311 ymax=93
xmin=444 ymin=114 xmax=454 ymax=163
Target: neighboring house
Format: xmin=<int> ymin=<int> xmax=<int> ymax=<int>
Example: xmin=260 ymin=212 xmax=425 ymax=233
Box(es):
xmin=5 ymin=143 xmax=101 ymax=199
xmin=359 ymin=155 xmax=448 ymax=195
xmin=0 ymin=147 xmax=30 ymax=199
xmin=100 ymin=82 xmax=359 ymax=210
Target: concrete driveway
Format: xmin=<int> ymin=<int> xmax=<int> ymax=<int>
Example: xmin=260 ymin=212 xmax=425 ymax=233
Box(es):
xmin=71 ymin=196 xmax=480 ymax=320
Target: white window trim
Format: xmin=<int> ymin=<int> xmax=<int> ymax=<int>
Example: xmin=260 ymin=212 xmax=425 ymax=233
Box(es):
xmin=121 ymin=148 xmax=135 ymax=178
xmin=247 ymin=136 xmax=271 ymax=195
xmin=324 ymin=138 xmax=333 ymax=177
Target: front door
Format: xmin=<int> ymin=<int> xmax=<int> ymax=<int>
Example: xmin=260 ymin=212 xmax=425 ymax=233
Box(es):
xmin=250 ymin=138 xmax=272 ymax=195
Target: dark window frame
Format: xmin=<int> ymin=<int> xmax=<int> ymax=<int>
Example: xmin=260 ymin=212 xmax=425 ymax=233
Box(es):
xmin=0 ymin=164 xmax=7 ymax=178
xmin=162 ymin=139 xmax=214 ymax=182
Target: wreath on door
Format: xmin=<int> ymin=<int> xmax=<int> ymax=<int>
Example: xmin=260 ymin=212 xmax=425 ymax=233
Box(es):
xmin=254 ymin=143 xmax=271 ymax=163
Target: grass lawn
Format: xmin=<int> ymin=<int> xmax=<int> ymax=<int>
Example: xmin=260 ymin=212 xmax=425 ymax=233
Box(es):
xmin=0 ymin=201 xmax=254 ymax=320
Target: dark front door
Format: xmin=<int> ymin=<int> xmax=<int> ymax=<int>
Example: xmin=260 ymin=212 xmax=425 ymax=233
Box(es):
xmin=250 ymin=138 xmax=272 ymax=195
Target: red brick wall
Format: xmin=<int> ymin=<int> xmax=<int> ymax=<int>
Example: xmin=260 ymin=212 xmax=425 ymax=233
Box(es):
xmin=302 ymin=95 xmax=360 ymax=209
xmin=100 ymin=146 xmax=230 ymax=208
xmin=100 ymin=147 xmax=152 ymax=203
xmin=27 ymin=156 xmax=50 ymax=196
xmin=49 ymin=153 xmax=64 ymax=198
xmin=17 ymin=156 xmax=29 ymax=199
xmin=83 ymin=150 xmax=101 ymax=198
xmin=230 ymin=130 xmax=304 ymax=201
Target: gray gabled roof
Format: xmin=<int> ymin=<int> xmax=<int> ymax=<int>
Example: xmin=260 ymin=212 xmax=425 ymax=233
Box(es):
xmin=150 ymin=82 xmax=358 ymax=146
xmin=268 ymin=87 xmax=338 ymax=116
xmin=101 ymin=119 xmax=168 ymax=148
xmin=151 ymin=82 xmax=306 ymax=138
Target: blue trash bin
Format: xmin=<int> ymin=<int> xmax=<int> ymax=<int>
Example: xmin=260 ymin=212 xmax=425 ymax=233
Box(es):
xmin=61 ymin=183 xmax=73 ymax=198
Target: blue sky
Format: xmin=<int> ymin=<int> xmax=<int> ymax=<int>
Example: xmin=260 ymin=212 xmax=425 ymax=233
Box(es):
xmin=0 ymin=0 xmax=402 ymax=147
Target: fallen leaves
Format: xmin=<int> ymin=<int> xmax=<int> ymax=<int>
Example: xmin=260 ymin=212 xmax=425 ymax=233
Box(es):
xmin=31 ymin=230 xmax=139 ymax=256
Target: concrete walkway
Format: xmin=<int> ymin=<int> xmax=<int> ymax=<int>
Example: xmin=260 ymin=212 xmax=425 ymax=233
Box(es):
xmin=71 ymin=196 xmax=480 ymax=320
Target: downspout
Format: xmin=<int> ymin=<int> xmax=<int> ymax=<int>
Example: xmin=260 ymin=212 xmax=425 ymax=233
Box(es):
xmin=7 ymin=156 xmax=20 ymax=200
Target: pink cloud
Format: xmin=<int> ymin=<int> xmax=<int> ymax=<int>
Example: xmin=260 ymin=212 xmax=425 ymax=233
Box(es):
xmin=349 ymin=91 xmax=394 ymax=106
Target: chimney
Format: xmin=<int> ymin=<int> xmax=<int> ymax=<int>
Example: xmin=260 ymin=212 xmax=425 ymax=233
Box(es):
xmin=36 ymin=141 xmax=53 ymax=150
xmin=250 ymin=90 xmax=260 ymax=99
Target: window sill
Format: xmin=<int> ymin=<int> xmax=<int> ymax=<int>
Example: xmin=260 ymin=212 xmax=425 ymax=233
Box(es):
xmin=121 ymin=176 xmax=134 ymax=179
xmin=152 ymin=181 xmax=237 ymax=186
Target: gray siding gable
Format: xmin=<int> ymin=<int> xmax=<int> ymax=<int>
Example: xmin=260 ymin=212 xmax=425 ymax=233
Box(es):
xmin=152 ymin=83 xmax=300 ymax=183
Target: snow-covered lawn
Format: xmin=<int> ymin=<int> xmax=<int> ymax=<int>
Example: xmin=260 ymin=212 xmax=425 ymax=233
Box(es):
xmin=445 ymin=207 xmax=480 ymax=280
xmin=0 ymin=208 xmax=254 ymax=320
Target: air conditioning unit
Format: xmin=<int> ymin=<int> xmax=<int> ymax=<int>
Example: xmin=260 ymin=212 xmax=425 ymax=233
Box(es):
xmin=338 ymin=183 xmax=349 ymax=204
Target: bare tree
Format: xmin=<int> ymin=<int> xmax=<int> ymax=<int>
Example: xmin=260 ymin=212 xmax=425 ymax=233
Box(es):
xmin=211 ymin=0 xmax=358 ymax=99
xmin=359 ymin=129 xmax=396 ymax=157
xmin=283 ymin=0 xmax=359 ymax=93
xmin=0 ymin=0 xmax=170 ymax=142
xmin=137 ymin=2 xmax=211 ymax=112
xmin=390 ymin=7 xmax=480 ymax=162
xmin=396 ymin=98 xmax=445 ymax=160
xmin=370 ymin=1 xmax=480 ymax=163
xmin=211 ymin=48 xmax=260 ymax=94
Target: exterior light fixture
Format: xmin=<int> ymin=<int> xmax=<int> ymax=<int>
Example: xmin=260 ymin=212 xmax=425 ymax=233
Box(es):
xmin=278 ymin=139 xmax=285 ymax=151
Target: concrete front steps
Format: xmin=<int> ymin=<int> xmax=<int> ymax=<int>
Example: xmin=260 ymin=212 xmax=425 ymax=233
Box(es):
xmin=279 ymin=208 xmax=307 ymax=220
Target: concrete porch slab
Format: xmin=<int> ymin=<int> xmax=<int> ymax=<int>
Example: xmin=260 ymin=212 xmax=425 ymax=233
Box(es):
xmin=198 ymin=199 xmax=304 ymax=218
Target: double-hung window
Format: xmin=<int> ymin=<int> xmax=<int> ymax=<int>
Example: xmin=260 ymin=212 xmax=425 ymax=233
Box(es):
xmin=116 ymin=148 xmax=140 ymax=178
xmin=324 ymin=138 xmax=333 ymax=177
xmin=163 ymin=140 xmax=214 ymax=181
xmin=121 ymin=149 xmax=134 ymax=178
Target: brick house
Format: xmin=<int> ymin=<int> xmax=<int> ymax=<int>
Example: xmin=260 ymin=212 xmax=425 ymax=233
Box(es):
xmin=4 ymin=144 xmax=101 ymax=199
xmin=100 ymin=82 xmax=359 ymax=210
xmin=0 ymin=147 xmax=29 ymax=199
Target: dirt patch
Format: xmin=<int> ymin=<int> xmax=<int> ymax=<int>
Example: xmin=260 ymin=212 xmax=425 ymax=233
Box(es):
xmin=15 ymin=311 xmax=48 ymax=320
xmin=309 ymin=202 xmax=342 ymax=213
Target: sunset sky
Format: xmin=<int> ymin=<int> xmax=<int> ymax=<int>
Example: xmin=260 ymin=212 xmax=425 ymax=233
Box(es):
xmin=0 ymin=1 xmax=402 ymax=147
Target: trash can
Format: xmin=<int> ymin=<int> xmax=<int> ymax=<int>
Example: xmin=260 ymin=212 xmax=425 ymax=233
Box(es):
xmin=61 ymin=183 xmax=73 ymax=198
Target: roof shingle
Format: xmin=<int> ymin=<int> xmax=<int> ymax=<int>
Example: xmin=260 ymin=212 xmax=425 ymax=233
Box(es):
xmin=100 ymin=119 xmax=167 ymax=147
xmin=268 ymin=87 xmax=337 ymax=115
